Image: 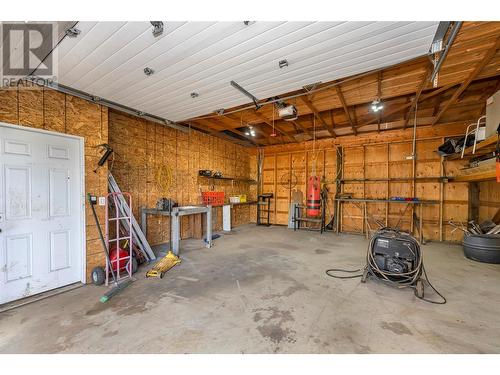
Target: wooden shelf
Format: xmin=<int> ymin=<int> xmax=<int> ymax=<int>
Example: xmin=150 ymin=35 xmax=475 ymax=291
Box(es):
xmin=445 ymin=134 xmax=498 ymax=160
xmin=227 ymin=201 xmax=258 ymax=206
xmin=450 ymin=168 xmax=497 ymax=182
xmin=334 ymin=198 xmax=439 ymax=204
xmin=338 ymin=176 xmax=448 ymax=183
xmin=198 ymin=175 xmax=256 ymax=183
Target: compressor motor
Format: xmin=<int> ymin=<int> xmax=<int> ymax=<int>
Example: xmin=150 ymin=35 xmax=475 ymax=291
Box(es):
xmin=370 ymin=230 xmax=419 ymax=279
xmin=326 ymin=227 xmax=446 ymax=304
xmin=364 ymin=228 xmax=423 ymax=294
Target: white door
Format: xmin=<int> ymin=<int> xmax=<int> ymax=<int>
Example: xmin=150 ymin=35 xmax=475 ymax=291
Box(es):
xmin=0 ymin=123 xmax=84 ymax=305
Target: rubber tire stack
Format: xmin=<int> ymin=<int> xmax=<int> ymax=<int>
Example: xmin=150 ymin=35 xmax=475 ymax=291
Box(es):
xmin=463 ymin=234 xmax=500 ymax=264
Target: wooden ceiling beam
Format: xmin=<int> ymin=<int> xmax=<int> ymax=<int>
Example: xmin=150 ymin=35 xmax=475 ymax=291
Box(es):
xmin=356 ymin=83 xmax=457 ymax=129
xmin=299 ymin=95 xmax=336 ymax=137
xmin=479 ymin=77 xmax=500 ymax=102
xmin=219 ymin=113 xmax=283 ymax=145
xmin=432 ymin=37 xmax=500 ymax=125
xmin=253 ymin=111 xmax=296 ymax=143
xmin=290 ymin=119 xmax=312 ymax=136
xmin=190 ymin=121 xmax=255 ymax=147
xmin=334 ymin=85 xmax=357 ymax=135
xmin=403 ymin=66 xmax=431 ymax=129
xmin=202 ymin=118 xmax=262 ymax=146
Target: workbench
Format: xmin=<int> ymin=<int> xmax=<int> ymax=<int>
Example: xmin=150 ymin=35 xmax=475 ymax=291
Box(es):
xmin=334 ymin=198 xmax=439 ymax=244
xmin=141 ymin=205 xmax=212 ymax=255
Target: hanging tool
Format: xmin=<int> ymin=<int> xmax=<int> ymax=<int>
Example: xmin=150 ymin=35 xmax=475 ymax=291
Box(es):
xmin=146 ymin=201 xmax=181 ymax=278
xmin=93 ymin=143 xmax=114 ymax=173
xmin=87 ymin=194 xmax=133 ymax=303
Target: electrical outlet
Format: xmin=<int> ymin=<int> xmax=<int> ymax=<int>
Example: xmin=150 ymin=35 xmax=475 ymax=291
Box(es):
xmin=98 ymin=197 xmax=106 ymax=206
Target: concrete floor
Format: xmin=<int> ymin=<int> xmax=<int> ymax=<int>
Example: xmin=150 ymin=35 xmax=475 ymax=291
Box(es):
xmin=1 ymin=224 xmax=499 ymax=353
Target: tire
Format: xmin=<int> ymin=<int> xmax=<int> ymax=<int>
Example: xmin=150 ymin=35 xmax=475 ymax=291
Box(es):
xmin=131 ymin=257 xmax=138 ymax=274
xmin=463 ymin=234 xmax=500 ymax=264
xmin=91 ymin=266 xmax=105 ymax=286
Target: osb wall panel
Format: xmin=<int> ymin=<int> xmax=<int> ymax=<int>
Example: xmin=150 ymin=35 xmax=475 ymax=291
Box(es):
xmin=479 ymin=180 xmax=500 ymax=222
xmin=108 ymin=110 xmax=255 ymax=246
xmin=261 ymin=123 xmax=473 ymax=242
xmin=0 ymin=86 xmax=108 ymax=281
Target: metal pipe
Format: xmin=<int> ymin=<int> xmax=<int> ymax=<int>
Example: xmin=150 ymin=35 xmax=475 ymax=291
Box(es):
xmin=230 ymin=80 xmax=261 ymax=109
xmin=412 ymin=102 xmax=418 ymax=158
xmin=430 ymin=21 xmax=463 ymax=83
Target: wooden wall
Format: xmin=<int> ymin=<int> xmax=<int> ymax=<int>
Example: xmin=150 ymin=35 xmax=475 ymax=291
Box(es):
xmin=0 ymin=86 xmax=109 ymax=281
xmin=479 ymin=180 xmax=500 ymax=222
xmin=260 ymin=123 xmax=474 ymax=242
xmin=108 ymin=110 xmax=256 ymax=246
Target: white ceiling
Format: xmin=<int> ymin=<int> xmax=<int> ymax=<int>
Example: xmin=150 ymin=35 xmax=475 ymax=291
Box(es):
xmin=49 ymin=21 xmax=439 ymax=122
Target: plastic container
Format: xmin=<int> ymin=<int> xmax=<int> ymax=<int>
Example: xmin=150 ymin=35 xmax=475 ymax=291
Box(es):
xmin=201 ymin=191 xmax=225 ymax=206
xmin=239 ymin=194 xmax=247 ymax=203
xmin=229 ymin=196 xmax=240 ymax=203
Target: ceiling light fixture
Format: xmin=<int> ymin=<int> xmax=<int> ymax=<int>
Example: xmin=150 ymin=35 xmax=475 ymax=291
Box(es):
xmin=278 ymin=59 xmax=289 ymax=69
xmin=144 ymin=67 xmax=154 ymax=76
xmin=190 ymin=92 xmax=199 ymax=98
xmin=65 ymin=27 xmax=81 ymax=38
xmin=151 ymin=21 xmax=164 ymax=37
xmin=370 ymin=99 xmax=384 ymax=113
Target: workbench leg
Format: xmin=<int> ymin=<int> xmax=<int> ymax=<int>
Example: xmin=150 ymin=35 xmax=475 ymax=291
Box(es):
xmin=172 ymin=213 xmax=180 ymax=256
xmin=206 ymin=206 xmax=212 ymax=248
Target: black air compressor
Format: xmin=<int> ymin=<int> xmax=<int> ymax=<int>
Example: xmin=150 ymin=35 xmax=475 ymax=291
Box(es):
xmin=362 ymin=228 xmax=424 ymax=297
xmin=326 ymin=228 xmax=446 ymax=304
xmin=371 ymin=231 xmax=418 ymax=276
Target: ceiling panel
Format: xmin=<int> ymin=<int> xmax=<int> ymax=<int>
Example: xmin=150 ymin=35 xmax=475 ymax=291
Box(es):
xmin=49 ymin=21 xmax=440 ymax=122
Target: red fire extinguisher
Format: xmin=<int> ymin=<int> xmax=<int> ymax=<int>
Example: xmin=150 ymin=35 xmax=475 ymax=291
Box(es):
xmin=307 ymin=175 xmax=321 ymax=216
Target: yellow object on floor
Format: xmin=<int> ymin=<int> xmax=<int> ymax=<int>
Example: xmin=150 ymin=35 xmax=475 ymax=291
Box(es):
xmin=146 ymin=251 xmax=181 ymax=279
